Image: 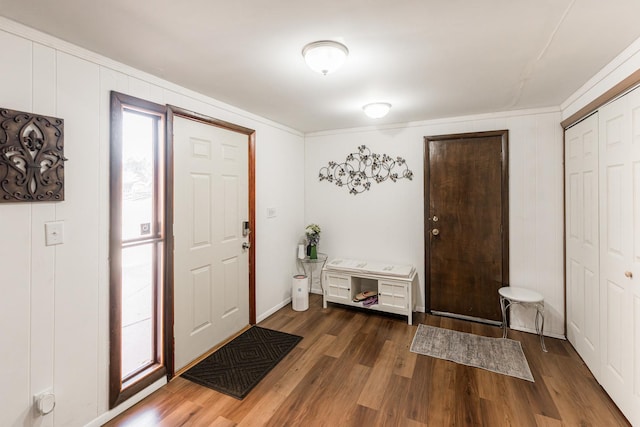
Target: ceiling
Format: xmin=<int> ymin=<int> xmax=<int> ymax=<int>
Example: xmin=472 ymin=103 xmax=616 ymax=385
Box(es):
xmin=2 ymin=0 xmax=640 ymax=133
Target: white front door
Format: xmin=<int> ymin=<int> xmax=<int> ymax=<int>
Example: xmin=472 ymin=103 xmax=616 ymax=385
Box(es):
xmin=598 ymin=87 xmax=640 ymax=426
xmin=173 ymin=115 xmax=250 ymax=372
xmin=565 ymin=113 xmax=600 ymax=377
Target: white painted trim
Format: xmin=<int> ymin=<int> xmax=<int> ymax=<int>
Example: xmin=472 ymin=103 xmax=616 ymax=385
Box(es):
xmin=83 ymin=377 xmax=167 ymax=427
xmin=561 ymin=36 xmax=640 ymax=119
xmin=257 ymin=298 xmax=292 ymax=323
xmin=305 ymin=106 xmax=561 ymax=138
xmin=509 ymin=325 xmax=566 ymax=341
xmin=0 ymin=16 xmax=303 ymax=138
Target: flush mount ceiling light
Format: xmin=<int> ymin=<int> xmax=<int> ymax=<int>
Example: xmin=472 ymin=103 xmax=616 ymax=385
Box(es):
xmin=302 ymin=40 xmax=349 ymax=75
xmin=363 ymin=102 xmax=392 ymax=118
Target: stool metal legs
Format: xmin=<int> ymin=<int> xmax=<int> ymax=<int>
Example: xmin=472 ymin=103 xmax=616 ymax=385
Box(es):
xmin=500 ymin=295 xmax=509 ymax=339
xmin=534 ymin=303 xmax=547 ymax=352
xmin=499 ymin=296 xmax=547 ymax=352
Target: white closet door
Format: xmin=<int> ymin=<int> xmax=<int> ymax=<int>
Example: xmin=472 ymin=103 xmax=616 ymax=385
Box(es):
xmin=565 ymin=113 xmax=600 ymax=377
xmin=599 ymin=88 xmax=640 ymax=426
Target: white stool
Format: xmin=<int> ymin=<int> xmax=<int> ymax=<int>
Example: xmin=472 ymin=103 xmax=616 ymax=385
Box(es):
xmin=499 ymin=286 xmax=547 ymax=352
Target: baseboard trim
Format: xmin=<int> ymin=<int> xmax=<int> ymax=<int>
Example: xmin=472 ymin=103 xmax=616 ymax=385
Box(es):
xmin=256 ymin=298 xmax=291 ymax=323
xmin=431 ymin=310 xmax=503 ymax=327
xmin=84 ymin=377 xmax=166 ymax=427
xmin=509 ymin=325 xmax=566 ymax=340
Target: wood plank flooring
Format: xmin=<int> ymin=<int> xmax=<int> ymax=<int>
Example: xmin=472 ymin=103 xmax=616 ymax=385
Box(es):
xmin=104 ymin=294 xmax=630 ymax=426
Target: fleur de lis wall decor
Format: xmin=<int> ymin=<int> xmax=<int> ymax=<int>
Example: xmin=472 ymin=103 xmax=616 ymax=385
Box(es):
xmin=0 ymin=108 xmax=67 ymax=202
xmin=318 ymin=145 xmax=413 ymax=195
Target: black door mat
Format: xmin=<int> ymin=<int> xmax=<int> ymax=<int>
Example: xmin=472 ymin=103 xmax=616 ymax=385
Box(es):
xmin=181 ymin=326 xmax=302 ymax=399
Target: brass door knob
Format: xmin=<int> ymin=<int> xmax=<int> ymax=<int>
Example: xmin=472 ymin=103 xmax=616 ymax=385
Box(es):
xmin=432 ymin=228 xmax=440 ymax=236
xmin=625 ymin=271 xmax=633 ymax=279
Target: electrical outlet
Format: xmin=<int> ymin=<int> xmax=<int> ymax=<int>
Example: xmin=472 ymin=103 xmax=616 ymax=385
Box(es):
xmin=45 ymin=221 xmax=64 ymax=246
xmin=34 ymin=390 xmax=55 ymax=415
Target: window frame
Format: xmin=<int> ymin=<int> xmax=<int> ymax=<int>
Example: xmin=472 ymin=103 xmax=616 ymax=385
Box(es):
xmin=109 ymin=92 xmax=168 ymax=408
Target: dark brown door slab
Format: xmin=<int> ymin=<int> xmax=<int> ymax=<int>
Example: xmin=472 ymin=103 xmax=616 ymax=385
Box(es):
xmin=424 ymin=131 xmax=509 ymax=322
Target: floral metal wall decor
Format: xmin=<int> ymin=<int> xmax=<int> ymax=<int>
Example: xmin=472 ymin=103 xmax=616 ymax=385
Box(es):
xmin=318 ymin=145 xmax=413 ymax=195
xmin=0 ymin=108 xmax=67 ymax=202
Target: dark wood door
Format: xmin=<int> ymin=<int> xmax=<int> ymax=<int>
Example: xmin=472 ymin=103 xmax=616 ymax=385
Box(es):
xmin=424 ymin=131 xmax=508 ymax=322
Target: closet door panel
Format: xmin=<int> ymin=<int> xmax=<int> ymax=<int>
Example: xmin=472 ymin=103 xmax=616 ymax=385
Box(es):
xmin=598 ymin=89 xmax=640 ymax=425
xmin=565 ymin=113 xmax=600 ymax=375
xmin=604 ymin=279 xmax=624 ymax=380
xmin=599 ymin=97 xmax=628 ymax=408
xmin=630 ymin=93 xmax=640 ymax=423
xmin=583 ymin=267 xmax=598 ymax=351
xmin=568 ymin=259 xmax=584 ymax=335
xmin=635 ymin=296 xmax=640 ymax=404
xmin=606 ymin=165 xmax=625 ymax=255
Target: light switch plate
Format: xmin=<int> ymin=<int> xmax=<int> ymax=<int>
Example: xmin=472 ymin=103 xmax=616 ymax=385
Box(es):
xmin=45 ymin=221 xmax=64 ymax=246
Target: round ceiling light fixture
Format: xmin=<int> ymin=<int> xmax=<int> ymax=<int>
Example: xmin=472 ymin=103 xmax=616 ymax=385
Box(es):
xmin=302 ymin=40 xmax=349 ymax=75
xmin=363 ymin=102 xmax=392 ymax=118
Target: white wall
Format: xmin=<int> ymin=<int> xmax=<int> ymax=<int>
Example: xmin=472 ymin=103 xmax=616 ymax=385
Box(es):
xmin=0 ymin=18 xmax=304 ymax=427
xmin=305 ymin=109 xmax=565 ymax=338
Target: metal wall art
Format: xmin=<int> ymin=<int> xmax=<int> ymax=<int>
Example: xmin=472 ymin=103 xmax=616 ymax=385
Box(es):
xmin=318 ymin=145 xmax=413 ymax=195
xmin=0 ymin=108 xmax=67 ymax=202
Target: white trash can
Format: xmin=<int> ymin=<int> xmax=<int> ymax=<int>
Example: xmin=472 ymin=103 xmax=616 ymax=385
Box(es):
xmin=292 ymin=274 xmax=309 ymax=311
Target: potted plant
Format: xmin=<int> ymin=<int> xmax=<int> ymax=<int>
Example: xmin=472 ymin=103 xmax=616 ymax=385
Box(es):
xmin=305 ymin=224 xmax=321 ymax=259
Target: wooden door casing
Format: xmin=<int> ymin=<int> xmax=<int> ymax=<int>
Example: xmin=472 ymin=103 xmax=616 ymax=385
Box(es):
xmin=424 ymin=131 xmax=509 ymax=322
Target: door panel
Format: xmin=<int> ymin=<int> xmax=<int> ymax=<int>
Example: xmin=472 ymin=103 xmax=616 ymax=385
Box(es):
xmin=192 ymin=266 xmax=212 ymax=332
xmin=605 ymin=280 xmax=624 ymax=381
xmin=173 ymin=116 xmax=249 ymax=372
xmin=425 ymin=131 xmax=508 ymax=322
xmin=192 ymin=173 xmax=211 ymax=245
xmin=598 ymin=88 xmax=640 ymax=425
xmin=565 ymin=113 xmax=600 ymax=376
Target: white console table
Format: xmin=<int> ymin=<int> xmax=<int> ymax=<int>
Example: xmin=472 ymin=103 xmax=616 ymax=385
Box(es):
xmin=321 ymin=258 xmax=417 ymax=325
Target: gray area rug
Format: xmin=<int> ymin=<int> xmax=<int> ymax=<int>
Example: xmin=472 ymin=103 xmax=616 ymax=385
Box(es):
xmin=410 ymin=324 xmax=534 ymax=382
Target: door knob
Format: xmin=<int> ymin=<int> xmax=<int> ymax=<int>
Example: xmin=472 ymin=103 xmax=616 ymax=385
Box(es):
xmin=432 ymin=228 xmax=440 ymax=236
xmin=242 ymin=242 xmax=251 ymax=250
xmin=625 ymin=271 xmax=633 ymax=279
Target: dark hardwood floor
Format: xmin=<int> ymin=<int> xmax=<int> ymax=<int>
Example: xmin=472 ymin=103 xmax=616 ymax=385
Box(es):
xmin=104 ymin=294 xmax=630 ymax=426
